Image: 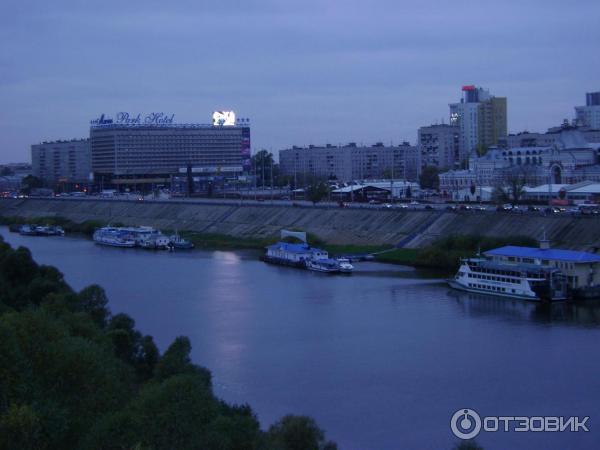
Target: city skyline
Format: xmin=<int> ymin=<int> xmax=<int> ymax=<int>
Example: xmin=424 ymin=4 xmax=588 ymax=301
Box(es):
xmin=2 ymin=0 xmax=600 ymax=164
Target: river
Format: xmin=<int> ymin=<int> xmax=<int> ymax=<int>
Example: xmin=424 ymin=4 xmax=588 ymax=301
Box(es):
xmin=2 ymin=228 xmax=600 ymax=450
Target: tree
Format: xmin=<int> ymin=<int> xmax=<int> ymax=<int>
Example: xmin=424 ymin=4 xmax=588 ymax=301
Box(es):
xmin=20 ymin=175 xmax=44 ymax=195
xmin=266 ymin=415 xmax=336 ymax=450
xmin=78 ymin=285 xmax=110 ymax=328
xmin=470 ymin=183 xmax=476 ymax=196
xmin=405 ymin=185 xmax=412 ymax=199
xmin=419 ymin=166 xmax=440 ymax=190
xmin=0 ymin=238 xmax=338 ymax=450
xmin=251 ymin=150 xmax=275 ymax=187
xmin=453 ymin=440 xmax=484 ymax=450
xmin=493 ymin=167 xmax=530 ymax=204
xmin=306 ymin=182 xmax=329 ymax=205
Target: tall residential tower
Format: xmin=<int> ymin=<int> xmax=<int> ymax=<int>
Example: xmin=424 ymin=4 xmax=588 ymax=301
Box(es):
xmin=449 ymin=86 xmax=507 ymax=162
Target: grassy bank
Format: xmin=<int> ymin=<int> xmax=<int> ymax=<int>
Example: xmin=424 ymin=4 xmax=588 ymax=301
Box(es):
xmin=374 ymin=248 xmax=420 ymax=265
xmin=0 ymin=215 xmax=538 ymax=272
xmin=376 ymin=235 xmax=539 ymax=271
xmin=324 ymin=244 xmax=393 ymax=256
xmin=177 ymin=231 xmax=272 ymax=250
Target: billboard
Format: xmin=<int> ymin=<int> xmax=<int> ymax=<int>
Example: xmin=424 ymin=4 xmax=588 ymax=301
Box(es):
xmin=212 ymin=111 xmax=236 ymax=126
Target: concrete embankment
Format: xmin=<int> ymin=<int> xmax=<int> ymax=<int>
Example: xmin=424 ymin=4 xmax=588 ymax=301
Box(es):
xmin=1 ymin=198 xmax=599 ymax=250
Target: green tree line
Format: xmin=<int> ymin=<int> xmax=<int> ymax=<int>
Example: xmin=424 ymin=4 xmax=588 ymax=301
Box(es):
xmin=0 ymin=236 xmax=337 ymax=450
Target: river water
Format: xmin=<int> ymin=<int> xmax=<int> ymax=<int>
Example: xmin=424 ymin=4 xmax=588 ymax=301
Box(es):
xmin=2 ymin=228 xmax=600 ymax=450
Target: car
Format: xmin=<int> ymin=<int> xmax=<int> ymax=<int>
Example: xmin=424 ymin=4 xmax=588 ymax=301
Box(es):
xmin=545 ymin=207 xmax=562 ymax=214
xmin=409 ymin=200 xmax=419 ymax=205
xmin=446 ymin=205 xmax=457 ymax=211
xmin=396 ymin=203 xmax=409 ymax=209
xmin=474 ymin=205 xmax=487 ymax=211
xmin=527 ymin=206 xmax=541 ymax=212
xmin=381 ymin=203 xmax=393 ymax=209
xmin=424 ymin=205 xmax=433 ymax=210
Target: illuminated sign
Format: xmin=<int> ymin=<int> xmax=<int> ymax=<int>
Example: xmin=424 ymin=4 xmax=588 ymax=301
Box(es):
xmin=115 ymin=112 xmax=175 ymax=125
xmin=90 ymin=114 xmax=113 ymax=125
xmin=90 ymin=113 xmax=175 ymax=126
xmin=462 ymin=85 xmax=476 ymax=91
xmin=212 ymin=111 xmax=236 ymax=126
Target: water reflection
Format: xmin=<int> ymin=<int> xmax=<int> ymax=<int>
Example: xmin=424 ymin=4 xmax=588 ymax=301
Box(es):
xmin=448 ymin=289 xmax=600 ymax=328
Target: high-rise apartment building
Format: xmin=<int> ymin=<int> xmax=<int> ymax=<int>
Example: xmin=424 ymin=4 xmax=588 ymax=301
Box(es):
xmin=575 ymin=92 xmax=600 ymax=129
xmin=449 ymin=86 xmax=507 ymax=161
xmin=31 ymin=139 xmax=91 ymax=184
xmin=417 ymin=124 xmax=459 ymax=169
xmin=278 ymin=143 xmax=420 ymax=183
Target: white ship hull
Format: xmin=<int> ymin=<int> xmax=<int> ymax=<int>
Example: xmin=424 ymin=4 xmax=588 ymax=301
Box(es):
xmin=448 ymin=259 xmax=567 ymax=302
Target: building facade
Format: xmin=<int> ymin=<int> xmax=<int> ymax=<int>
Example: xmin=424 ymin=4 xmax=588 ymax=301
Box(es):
xmin=278 ymin=143 xmax=421 ymax=183
xmin=89 ymin=113 xmax=251 ymax=187
xmin=440 ymin=128 xmax=600 ymax=196
xmin=31 ymin=139 xmax=91 ymax=184
xmin=449 ymin=86 xmax=507 ymax=161
xmin=498 ymin=124 xmax=600 ymax=149
xmin=418 ymin=124 xmax=459 ymax=169
xmin=575 ymin=92 xmax=600 ymax=129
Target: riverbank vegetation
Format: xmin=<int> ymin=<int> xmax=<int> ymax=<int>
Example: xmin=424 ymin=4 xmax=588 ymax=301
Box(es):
xmin=0 ymin=215 xmax=536 ymax=273
xmin=376 ymin=235 xmax=538 ymax=271
xmin=0 ymin=236 xmax=338 ymax=450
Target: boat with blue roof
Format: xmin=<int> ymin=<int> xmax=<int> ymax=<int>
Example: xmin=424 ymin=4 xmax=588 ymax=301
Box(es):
xmin=449 ymin=235 xmax=600 ymax=301
xmin=262 ymin=230 xmax=353 ymax=274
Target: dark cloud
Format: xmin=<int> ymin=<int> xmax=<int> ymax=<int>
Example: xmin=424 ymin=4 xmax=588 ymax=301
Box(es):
xmin=1 ymin=0 xmax=599 ymax=162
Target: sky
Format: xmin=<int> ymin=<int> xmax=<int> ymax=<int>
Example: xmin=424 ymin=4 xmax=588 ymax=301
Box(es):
xmin=1 ymin=0 xmax=599 ymax=163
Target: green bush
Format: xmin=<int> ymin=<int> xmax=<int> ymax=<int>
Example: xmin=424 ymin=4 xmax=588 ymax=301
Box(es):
xmin=0 ymin=236 xmax=336 ymax=450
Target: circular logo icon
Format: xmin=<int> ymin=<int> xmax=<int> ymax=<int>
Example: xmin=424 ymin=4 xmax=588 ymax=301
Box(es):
xmin=451 ymin=408 xmax=482 ymax=440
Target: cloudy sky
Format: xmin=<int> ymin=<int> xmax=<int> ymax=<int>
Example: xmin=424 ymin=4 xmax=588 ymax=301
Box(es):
xmin=1 ymin=0 xmax=599 ymax=163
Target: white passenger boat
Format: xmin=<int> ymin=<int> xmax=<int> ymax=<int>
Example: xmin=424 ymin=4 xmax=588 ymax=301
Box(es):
xmin=93 ymin=227 xmax=136 ymax=248
xmin=306 ymin=258 xmax=342 ymax=273
xmin=449 ymin=257 xmax=568 ymax=301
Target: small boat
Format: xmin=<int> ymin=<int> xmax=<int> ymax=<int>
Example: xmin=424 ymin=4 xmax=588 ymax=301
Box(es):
xmin=19 ymin=225 xmax=38 ymax=236
xmin=169 ymin=234 xmax=194 ymax=249
xmin=139 ymin=235 xmax=171 ymax=250
xmin=35 ymin=225 xmax=65 ymax=236
xmin=337 ymin=258 xmax=354 ymax=274
xmin=306 ymin=258 xmax=341 ymax=273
